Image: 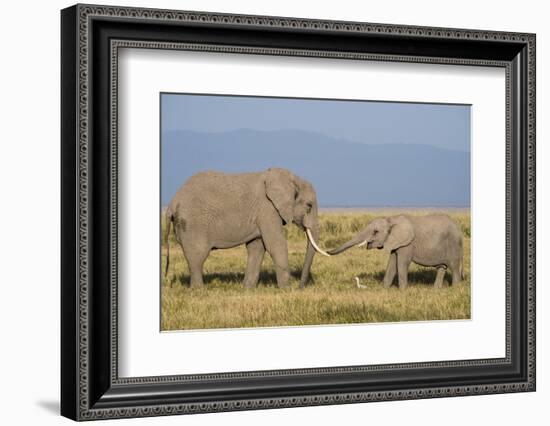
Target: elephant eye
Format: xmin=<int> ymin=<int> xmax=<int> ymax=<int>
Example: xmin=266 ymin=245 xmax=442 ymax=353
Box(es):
xmin=373 ymin=229 xmax=378 ymax=235
xmin=306 ymin=202 xmax=313 ymax=212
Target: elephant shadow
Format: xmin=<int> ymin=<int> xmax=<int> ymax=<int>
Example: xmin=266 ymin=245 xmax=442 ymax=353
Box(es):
xmin=174 ymin=269 xmax=304 ymax=287
xmin=371 ymin=268 xmax=452 ymax=287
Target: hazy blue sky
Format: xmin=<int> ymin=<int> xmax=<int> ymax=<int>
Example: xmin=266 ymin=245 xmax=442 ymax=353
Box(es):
xmin=161 ymin=93 xmax=471 ymax=207
xmin=162 ymin=93 xmax=470 ymax=152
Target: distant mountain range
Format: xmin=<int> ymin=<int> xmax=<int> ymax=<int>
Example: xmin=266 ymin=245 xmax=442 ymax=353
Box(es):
xmin=161 ymin=129 xmax=470 ymax=207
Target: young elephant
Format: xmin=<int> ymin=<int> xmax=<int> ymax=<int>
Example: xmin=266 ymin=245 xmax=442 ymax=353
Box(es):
xmin=328 ymin=214 xmax=464 ymax=289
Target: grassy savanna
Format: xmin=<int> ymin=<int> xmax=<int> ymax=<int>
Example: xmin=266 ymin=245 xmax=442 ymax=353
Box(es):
xmin=161 ymin=209 xmax=471 ymax=331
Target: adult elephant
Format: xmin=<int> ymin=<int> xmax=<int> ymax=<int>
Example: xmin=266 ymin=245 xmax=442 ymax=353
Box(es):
xmin=164 ymin=167 xmax=330 ymax=288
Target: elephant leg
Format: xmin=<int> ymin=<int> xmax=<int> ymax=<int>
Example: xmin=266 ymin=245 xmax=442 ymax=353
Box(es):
xmin=451 ymin=264 xmax=462 ymax=285
xmin=180 ymin=234 xmax=210 ymax=288
xmin=383 ymin=252 xmax=397 ymax=288
xmin=434 ymin=266 xmax=446 ymax=288
xmin=243 ymin=238 xmax=265 ymax=288
xmin=185 ymin=250 xmax=209 ymax=288
xmin=260 ymin=228 xmax=290 ymax=288
xmin=396 ymin=250 xmax=412 ymax=289
xmin=267 ymin=243 xmax=290 ymax=288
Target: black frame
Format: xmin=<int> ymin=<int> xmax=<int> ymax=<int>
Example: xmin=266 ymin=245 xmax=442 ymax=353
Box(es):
xmin=61 ymin=4 xmax=536 ymax=421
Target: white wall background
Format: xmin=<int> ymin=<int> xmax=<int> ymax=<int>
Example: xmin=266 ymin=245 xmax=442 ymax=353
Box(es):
xmin=0 ymin=0 xmax=546 ymax=424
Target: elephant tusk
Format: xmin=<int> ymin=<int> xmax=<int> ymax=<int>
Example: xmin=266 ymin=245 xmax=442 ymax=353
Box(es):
xmin=357 ymin=240 xmax=368 ymax=247
xmin=306 ymin=228 xmax=331 ymax=257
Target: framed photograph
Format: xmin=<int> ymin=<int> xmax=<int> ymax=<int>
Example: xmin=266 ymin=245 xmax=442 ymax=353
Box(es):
xmin=61 ymin=4 xmax=536 ymax=421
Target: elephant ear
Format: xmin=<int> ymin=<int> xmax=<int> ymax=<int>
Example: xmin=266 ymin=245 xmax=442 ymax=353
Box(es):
xmin=385 ymin=216 xmax=415 ymax=251
xmin=264 ymin=168 xmax=296 ymax=225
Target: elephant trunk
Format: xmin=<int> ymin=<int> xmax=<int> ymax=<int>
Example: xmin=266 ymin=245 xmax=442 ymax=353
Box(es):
xmin=327 ymin=233 xmax=367 ymax=255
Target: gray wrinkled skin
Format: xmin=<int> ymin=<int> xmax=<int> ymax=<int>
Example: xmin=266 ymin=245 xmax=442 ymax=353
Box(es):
xmin=328 ymin=214 xmax=464 ymax=289
xmin=165 ymin=168 xmax=322 ymax=288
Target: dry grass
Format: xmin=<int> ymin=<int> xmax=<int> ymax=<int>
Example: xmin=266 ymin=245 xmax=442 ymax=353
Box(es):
xmin=161 ymin=209 xmax=471 ymax=330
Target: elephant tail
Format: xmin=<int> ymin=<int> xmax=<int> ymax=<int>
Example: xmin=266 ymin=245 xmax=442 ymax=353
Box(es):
xmin=164 ymin=206 xmax=173 ymax=279
xmin=459 ymin=235 xmax=464 ymax=280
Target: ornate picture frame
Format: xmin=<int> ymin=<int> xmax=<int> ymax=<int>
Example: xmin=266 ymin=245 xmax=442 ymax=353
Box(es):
xmin=61 ymin=4 xmax=535 ymax=421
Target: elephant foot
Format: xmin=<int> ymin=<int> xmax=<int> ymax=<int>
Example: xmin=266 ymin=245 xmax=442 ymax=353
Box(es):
xmin=274 ymin=269 xmax=290 ymax=289
xmin=451 ymin=273 xmax=462 ymax=285
xmin=434 ymin=267 xmax=447 ymax=288
xmin=243 ymin=281 xmax=258 ymax=289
